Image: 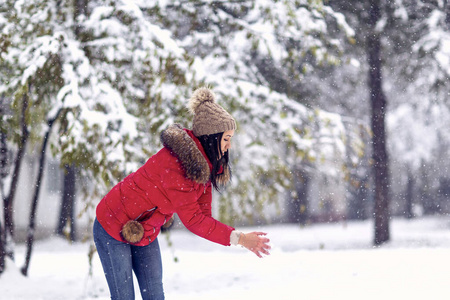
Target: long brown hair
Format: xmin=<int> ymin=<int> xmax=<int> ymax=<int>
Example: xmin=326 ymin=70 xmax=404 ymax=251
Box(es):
xmin=198 ymin=132 xmax=232 ymax=191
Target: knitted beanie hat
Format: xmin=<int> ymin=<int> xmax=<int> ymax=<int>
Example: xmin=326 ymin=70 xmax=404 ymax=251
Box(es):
xmin=187 ymin=87 xmax=236 ymax=137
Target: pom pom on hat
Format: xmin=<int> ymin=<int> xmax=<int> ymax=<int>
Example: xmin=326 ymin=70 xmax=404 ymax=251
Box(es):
xmin=187 ymin=87 xmax=216 ymax=114
xmin=188 ymin=87 xmax=236 ymax=137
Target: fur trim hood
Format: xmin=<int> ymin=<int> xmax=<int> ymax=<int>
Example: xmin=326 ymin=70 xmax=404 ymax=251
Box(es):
xmin=160 ymin=124 xmax=230 ymax=185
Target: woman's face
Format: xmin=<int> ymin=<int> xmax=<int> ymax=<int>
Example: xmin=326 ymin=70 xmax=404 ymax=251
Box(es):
xmin=220 ymin=130 xmax=235 ymax=157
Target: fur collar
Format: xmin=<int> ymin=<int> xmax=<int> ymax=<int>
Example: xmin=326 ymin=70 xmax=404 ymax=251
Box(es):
xmin=160 ymin=124 xmax=210 ymax=184
xmin=160 ymin=124 xmax=230 ymax=185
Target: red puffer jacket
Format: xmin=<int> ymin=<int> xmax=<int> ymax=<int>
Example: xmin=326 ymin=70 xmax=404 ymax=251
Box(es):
xmin=96 ymin=124 xmax=234 ymax=246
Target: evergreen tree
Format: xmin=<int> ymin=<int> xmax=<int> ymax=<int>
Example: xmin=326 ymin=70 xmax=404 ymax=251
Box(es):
xmin=386 ymin=0 xmax=450 ymax=215
xmin=0 ymin=0 xmax=192 ymax=274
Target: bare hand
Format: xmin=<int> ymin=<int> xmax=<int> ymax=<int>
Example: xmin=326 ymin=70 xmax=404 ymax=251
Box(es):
xmin=238 ymin=232 xmax=271 ymax=258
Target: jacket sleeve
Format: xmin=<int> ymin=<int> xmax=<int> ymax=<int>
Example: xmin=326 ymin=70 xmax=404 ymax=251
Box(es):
xmin=162 ymin=171 xmax=234 ymax=246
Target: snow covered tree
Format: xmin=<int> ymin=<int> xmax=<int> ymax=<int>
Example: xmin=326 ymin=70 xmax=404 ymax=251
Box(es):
xmin=0 ymin=0 xmax=192 ymax=274
xmin=325 ymin=0 xmax=393 ymax=244
xmin=0 ymin=0 xmax=73 ymax=273
xmin=328 ymin=0 xmax=450 ymax=230
xmin=385 ymin=0 xmax=450 ymax=216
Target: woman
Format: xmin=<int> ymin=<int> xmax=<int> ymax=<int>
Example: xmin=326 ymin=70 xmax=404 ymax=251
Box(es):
xmin=93 ymin=87 xmax=271 ymax=300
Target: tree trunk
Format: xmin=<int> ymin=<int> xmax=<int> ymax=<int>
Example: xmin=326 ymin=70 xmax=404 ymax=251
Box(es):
xmin=21 ymin=109 xmax=61 ymax=276
xmin=0 ymin=223 xmax=4 ymax=274
xmin=56 ymin=164 xmax=76 ymax=242
xmin=348 ymin=176 xmax=370 ymax=220
xmin=419 ymin=162 xmax=436 ymax=214
xmin=0 ymin=97 xmax=8 ymax=183
xmin=405 ymin=168 xmax=414 ymax=219
xmin=0 ymin=96 xmax=7 ymax=273
xmin=367 ymin=0 xmax=390 ymax=246
xmin=3 ymin=90 xmax=30 ymax=262
xmin=287 ymin=169 xmax=309 ymax=225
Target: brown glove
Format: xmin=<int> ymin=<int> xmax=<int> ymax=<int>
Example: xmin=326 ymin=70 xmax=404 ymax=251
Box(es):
xmin=121 ymin=220 xmax=144 ymax=244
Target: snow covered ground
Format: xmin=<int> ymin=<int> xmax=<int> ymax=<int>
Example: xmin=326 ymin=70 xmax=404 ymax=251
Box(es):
xmin=1 ymin=216 xmax=450 ymax=300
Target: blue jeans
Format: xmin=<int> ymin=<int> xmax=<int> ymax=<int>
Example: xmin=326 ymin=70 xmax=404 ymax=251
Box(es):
xmin=93 ymin=218 xmax=164 ymax=300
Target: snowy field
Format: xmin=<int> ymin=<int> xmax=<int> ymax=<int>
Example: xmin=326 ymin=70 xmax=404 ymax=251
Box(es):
xmin=1 ymin=216 xmax=450 ymax=300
